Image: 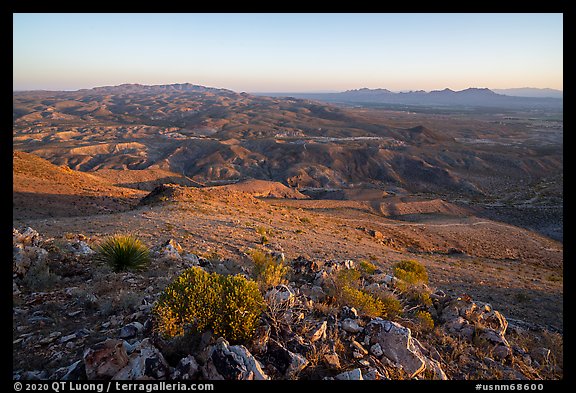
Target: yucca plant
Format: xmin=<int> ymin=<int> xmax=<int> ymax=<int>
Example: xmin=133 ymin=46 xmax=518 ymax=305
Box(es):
xmin=95 ymin=234 xmax=150 ymax=272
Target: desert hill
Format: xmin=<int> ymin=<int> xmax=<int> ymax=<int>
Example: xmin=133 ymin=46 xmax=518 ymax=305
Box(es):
xmin=13 ymin=151 xmax=147 ymax=219
xmin=222 ymin=179 xmax=309 ymax=199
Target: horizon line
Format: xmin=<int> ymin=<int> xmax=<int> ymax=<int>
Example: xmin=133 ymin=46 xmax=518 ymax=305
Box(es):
xmin=13 ymin=83 xmax=564 ymax=95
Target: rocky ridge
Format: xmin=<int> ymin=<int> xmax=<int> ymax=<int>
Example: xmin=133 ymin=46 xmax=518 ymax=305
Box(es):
xmin=13 ymin=227 xmax=562 ymax=380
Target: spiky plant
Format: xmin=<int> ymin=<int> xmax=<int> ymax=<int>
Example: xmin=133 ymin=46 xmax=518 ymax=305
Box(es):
xmin=95 ymin=234 xmax=150 ymax=272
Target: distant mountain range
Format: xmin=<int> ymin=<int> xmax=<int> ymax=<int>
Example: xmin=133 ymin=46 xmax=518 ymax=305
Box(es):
xmin=491 ymin=88 xmax=563 ymax=99
xmin=258 ymin=87 xmax=562 ymax=110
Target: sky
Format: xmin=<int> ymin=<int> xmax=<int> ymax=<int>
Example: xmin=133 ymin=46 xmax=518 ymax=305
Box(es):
xmin=13 ymin=13 xmax=563 ymax=93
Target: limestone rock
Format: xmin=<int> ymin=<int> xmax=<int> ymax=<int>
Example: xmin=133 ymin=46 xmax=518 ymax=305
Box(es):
xmin=119 ymin=322 xmax=144 ymax=339
xmin=171 ymin=355 xmax=199 ymax=380
xmin=83 ymin=339 xmax=129 ymax=379
xmin=14 ymin=227 xmax=42 ymax=247
xmin=202 ymin=338 xmax=269 ymax=380
xmin=68 ymin=241 xmax=95 ymax=255
xmin=335 ymin=368 xmax=363 ymax=380
xmin=266 ymin=339 xmax=308 ymax=379
xmin=341 ymin=318 xmax=363 ymax=334
xmin=112 ymin=338 xmax=169 ymax=380
xmin=364 ymin=319 xmax=426 ymax=378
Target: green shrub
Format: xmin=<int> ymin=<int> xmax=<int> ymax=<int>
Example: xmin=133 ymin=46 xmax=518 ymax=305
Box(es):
xmin=393 ymin=259 xmax=428 ymax=285
xmin=359 ymin=260 xmax=378 ymax=275
xmin=153 ymin=267 xmax=265 ymax=343
xmin=334 ymin=268 xmax=362 ymax=287
xmin=255 ymin=226 xmax=272 ymax=244
xmin=339 ymin=286 xmax=386 ymax=318
xmin=407 ymin=288 xmax=433 ymax=307
xmin=415 ymin=310 xmax=435 ymax=332
xmin=22 ymin=260 xmax=60 ymax=291
xmin=329 ymin=268 xmax=402 ymax=319
xmin=249 ymin=249 xmax=290 ymax=291
xmin=95 ymin=234 xmax=150 ymax=272
xmin=375 ymin=291 xmax=403 ymax=319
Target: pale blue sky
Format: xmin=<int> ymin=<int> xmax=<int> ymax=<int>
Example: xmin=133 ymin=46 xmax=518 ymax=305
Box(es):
xmin=13 ymin=13 xmax=563 ymax=92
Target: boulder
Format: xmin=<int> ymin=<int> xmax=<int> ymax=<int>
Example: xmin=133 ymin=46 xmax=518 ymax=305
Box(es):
xmin=13 ymin=245 xmax=48 ymax=276
xmin=299 ymin=284 xmax=327 ymax=302
xmin=68 ymin=241 xmax=95 ymax=255
xmin=363 ymin=319 xmax=426 ymax=378
xmin=440 ymin=297 xmax=508 ymax=337
xmin=182 ymin=253 xmax=200 ymax=266
xmin=291 ymin=256 xmax=321 ymax=276
xmin=112 ymin=338 xmax=169 ymax=380
xmin=159 ymin=239 xmax=183 ymax=260
xmin=171 ymin=355 xmax=199 ymax=380
xmin=335 ymin=368 xmax=363 ymax=380
xmin=266 ymin=339 xmax=308 ymax=379
xmin=52 ymin=360 xmax=86 ymax=380
xmin=341 ymin=318 xmax=363 ymax=334
xmin=439 ymin=296 xmax=511 ymax=356
xmin=412 ymin=338 xmax=448 ymax=380
xmin=363 ymin=367 xmax=386 ymax=380
xmin=83 ymin=339 xmax=129 ymax=379
xmin=323 ymin=352 xmax=341 ymax=370
xmin=202 ymin=338 xmax=269 ymax=380
xmin=119 ymin=322 xmax=144 ymax=339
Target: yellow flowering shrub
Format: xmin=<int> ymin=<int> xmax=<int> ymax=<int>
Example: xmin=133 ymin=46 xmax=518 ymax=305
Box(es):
xmin=153 ymin=267 xmax=265 ymax=343
xmin=249 ymin=249 xmax=290 ymax=291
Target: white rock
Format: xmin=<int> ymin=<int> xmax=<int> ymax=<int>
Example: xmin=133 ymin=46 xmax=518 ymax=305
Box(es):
xmin=341 ymin=318 xmax=363 ymax=333
xmin=265 ymin=284 xmax=296 ymax=306
xmin=202 ymin=338 xmax=269 ymax=380
xmin=364 ymin=319 xmax=426 ymax=378
xmin=335 ymin=368 xmax=363 ymax=380
xmin=307 ymin=321 xmax=327 ymax=342
xmin=370 ymin=343 xmax=384 ymax=357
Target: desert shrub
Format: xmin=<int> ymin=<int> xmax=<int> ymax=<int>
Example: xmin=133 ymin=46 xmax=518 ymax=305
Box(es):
xmin=359 ymin=259 xmax=378 ymax=275
xmin=415 ymin=310 xmax=435 ymax=332
xmin=375 ymin=291 xmax=403 ymax=319
xmin=393 ymin=259 xmax=428 ymax=285
xmin=95 ymin=234 xmax=150 ymax=272
xmin=22 ymin=261 xmax=60 ymax=291
xmin=255 ymin=226 xmax=271 ymax=244
xmin=334 ymin=268 xmax=362 ymax=287
xmin=249 ymin=249 xmax=290 ymax=291
xmin=153 ymin=267 xmax=265 ymax=343
xmin=406 ymin=287 xmax=433 ymax=307
xmin=339 ymin=286 xmax=386 ymax=318
xmin=329 ymin=268 xmax=402 ymax=319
